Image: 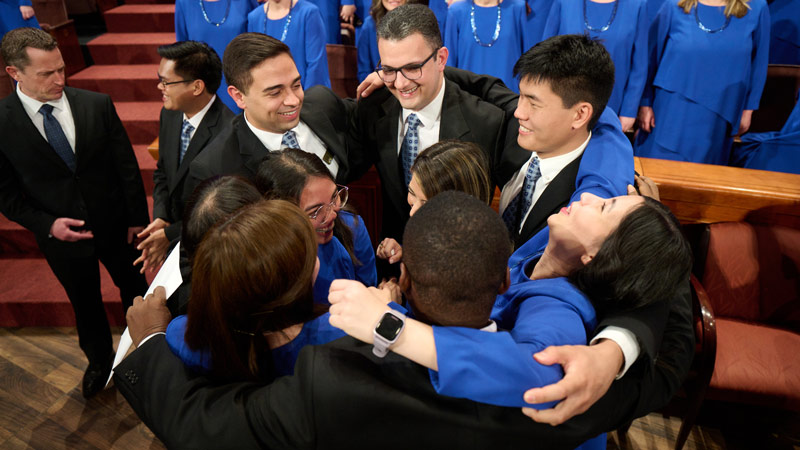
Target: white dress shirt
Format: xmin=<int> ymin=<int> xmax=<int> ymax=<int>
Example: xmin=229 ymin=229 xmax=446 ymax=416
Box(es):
xmin=396 ymin=80 xmax=446 ymax=156
xmin=182 ymin=94 xmax=217 ymax=141
xmin=17 ymin=83 xmax=77 ymax=153
xmin=244 ymin=114 xmax=339 ymax=179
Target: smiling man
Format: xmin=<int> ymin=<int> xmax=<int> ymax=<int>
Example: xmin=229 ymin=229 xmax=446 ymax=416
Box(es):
xmin=348 ymin=4 xmax=507 ymax=243
xmin=186 ymin=33 xmax=353 ymax=199
xmin=134 ymin=41 xmax=233 ymax=275
xmin=0 ymin=27 xmax=149 ymax=398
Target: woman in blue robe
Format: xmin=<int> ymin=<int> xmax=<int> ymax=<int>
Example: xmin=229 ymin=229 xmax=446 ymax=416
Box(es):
xmin=444 ymin=0 xmax=529 ymax=93
xmin=0 ymin=0 xmax=39 ymax=36
xmin=542 ymin=0 xmax=648 ymax=131
xmin=524 ymin=0 xmax=555 ymax=46
xmin=733 ymin=98 xmax=800 ymax=174
xmin=635 ymin=0 xmax=770 ymax=165
xmin=247 ymin=0 xmax=331 ymax=89
xmin=175 ymin=0 xmax=258 ymax=113
xmin=767 ymin=0 xmax=800 ymax=65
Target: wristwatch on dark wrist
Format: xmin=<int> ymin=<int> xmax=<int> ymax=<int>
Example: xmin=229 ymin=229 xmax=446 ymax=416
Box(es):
xmin=372 ymin=309 xmax=406 ymax=357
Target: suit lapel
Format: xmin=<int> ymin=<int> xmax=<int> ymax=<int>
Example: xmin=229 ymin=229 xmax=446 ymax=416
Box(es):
xmin=5 ymin=92 xmax=74 ymax=172
xmin=438 ymin=80 xmax=471 ymax=141
xmin=65 ymin=88 xmax=90 ymax=170
xmin=171 ymin=99 xmax=224 ymax=192
xmin=377 ymin=96 xmax=408 ymax=215
xmin=516 ymin=153 xmax=583 ymax=247
xmin=300 ymin=106 xmax=346 ymax=167
xmin=237 ymin=118 xmax=272 ymax=176
xmin=161 ymin=109 xmax=182 ymax=192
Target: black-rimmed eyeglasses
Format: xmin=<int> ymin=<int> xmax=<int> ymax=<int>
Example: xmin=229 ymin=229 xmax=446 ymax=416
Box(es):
xmin=158 ymin=78 xmax=194 ymax=87
xmin=375 ymin=48 xmax=440 ymax=83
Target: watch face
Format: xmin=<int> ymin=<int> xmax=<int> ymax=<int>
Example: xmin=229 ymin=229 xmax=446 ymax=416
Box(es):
xmin=375 ymin=313 xmax=404 ymax=340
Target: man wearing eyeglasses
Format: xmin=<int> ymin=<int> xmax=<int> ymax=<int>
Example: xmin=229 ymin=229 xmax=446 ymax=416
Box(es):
xmin=185 ymin=33 xmax=353 ymax=200
xmin=348 ymin=3 xmax=507 ymax=244
xmin=134 ymin=41 xmax=234 ymax=275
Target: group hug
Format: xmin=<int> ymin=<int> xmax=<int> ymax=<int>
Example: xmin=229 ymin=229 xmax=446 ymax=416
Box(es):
xmin=0 ymin=3 xmax=696 ymax=449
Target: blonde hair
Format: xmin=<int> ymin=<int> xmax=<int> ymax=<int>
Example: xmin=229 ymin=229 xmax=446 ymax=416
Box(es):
xmin=677 ymin=0 xmax=750 ymax=18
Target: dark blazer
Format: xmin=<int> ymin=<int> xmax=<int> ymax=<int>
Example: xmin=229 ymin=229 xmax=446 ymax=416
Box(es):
xmin=349 ymin=79 xmax=507 ymax=240
xmin=0 ymin=87 xmax=149 ymax=257
xmin=185 ymin=86 xmax=353 ymax=199
xmin=116 ymin=335 xmax=631 ymax=450
xmin=153 ymin=96 xmax=233 ymax=241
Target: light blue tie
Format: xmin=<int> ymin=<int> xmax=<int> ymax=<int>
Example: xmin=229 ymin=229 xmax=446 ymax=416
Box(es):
xmin=400 ymin=113 xmax=422 ymax=186
xmin=502 ymin=156 xmax=541 ymax=234
xmin=39 ymin=104 xmax=76 ymax=172
xmin=179 ymin=120 xmax=194 ymax=164
xmin=281 ymin=130 xmax=300 ymax=149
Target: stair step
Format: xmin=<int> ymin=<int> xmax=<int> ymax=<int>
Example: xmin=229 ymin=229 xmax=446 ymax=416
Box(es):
xmin=115 ymin=101 xmax=162 ymax=145
xmin=87 ymin=33 xmax=174 ymax=65
xmin=135 ymin=144 xmax=157 ymax=196
xmin=69 ymin=65 xmax=161 ymax=102
xmin=104 ymin=5 xmax=175 ymax=33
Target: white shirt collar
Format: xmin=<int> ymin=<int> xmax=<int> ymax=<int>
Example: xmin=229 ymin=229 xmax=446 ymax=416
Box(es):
xmin=534 ymin=132 xmax=592 ymax=183
xmin=480 ymin=320 xmax=497 ymax=332
xmin=16 ymin=83 xmax=69 ymax=117
xmin=183 ymin=94 xmax=216 ymax=129
xmin=243 ymin=112 xmax=289 ymax=150
xmin=401 ymin=78 xmax=445 ymax=129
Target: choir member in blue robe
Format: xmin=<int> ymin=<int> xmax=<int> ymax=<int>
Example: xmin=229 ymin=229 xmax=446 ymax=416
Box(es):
xmin=767 ymin=0 xmax=800 ymax=65
xmin=313 ymin=211 xmax=377 ymax=304
xmin=175 ymin=0 xmax=258 ymax=113
xmin=357 ymin=0 xmax=413 ymax=82
xmin=444 ymin=0 xmax=529 ymax=93
xmin=166 ymin=312 xmax=346 ymax=378
xmin=542 ymin=0 xmax=648 ymax=131
xmin=0 ymin=0 xmax=39 ymax=36
xmin=524 ymin=0 xmax=555 ymax=46
xmin=247 ymin=0 xmax=331 ymax=88
xmin=429 ymin=0 xmax=449 ymax=35
xmin=635 ymin=0 xmax=770 ymax=165
xmin=733 ymin=99 xmax=800 ymax=174
xmin=645 ymin=0 xmax=667 ymax=22
xmin=307 ymin=0 xmax=355 ymax=44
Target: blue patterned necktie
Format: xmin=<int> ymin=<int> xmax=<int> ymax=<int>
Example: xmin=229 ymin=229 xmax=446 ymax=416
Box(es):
xmin=39 ymin=104 xmax=76 ymax=172
xmin=282 ymin=130 xmax=300 ymax=149
xmin=502 ymin=156 xmax=542 ymax=234
xmin=179 ymin=120 xmax=194 ymax=164
xmin=400 ymin=113 xmax=422 ymax=186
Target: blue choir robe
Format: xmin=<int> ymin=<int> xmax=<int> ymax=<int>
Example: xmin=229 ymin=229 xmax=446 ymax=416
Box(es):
xmin=524 ymin=0 xmax=555 ymax=47
xmin=175 ymin=0 xmax=258 ymax=113
xmin=733 ymin=99 xmax=800 ymax=175
xmin=767 ymin=0 xmax=800 ymax=65
xmin=165 ymin=312 xmax=346 ymax=377
xmin=542 ymin=0 xmax=648 ymax=118
xmin=313 ymin=211 xmax=377 ymax=304
xmin=635 ymin=0 xmax=770 ymax=165
xmin=0 ymin=0 xmax=39 ymax=36
xmin=430 ymin=0 xmax=449 ymax=36
xmin=644 ymin=0 xmax=666 ymax=22
xmin=445 ymin=0 xmax=529 ymax=93
xmin=247 ymin=0 xmax=331 ymax=89
xmin=307 ymin=0 xmax=353 ymax=44
xmin=356 ymin=14 xmax=379 ymax=82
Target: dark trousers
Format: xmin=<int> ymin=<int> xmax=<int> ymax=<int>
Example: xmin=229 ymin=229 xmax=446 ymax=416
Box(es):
xmin=44 ymin=237 xmax=147 ymax=364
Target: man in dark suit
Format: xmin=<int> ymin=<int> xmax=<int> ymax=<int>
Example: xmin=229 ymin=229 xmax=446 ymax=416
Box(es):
xmin=134 ymin=41 xmax=233 ymax=274
xmin=348 ymin=4 xmax=507 ymax=243
xmin=115 ymin=192 xmax=689 ymax=449
xmin=186 ymin=33 xmax=353 ymax=197
xmin=0 ymin=27 xmax=149 ymax=397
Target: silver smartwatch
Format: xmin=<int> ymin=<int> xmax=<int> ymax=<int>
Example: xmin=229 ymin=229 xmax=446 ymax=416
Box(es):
xmin=372 ymin=309 xmax=406 ymax=357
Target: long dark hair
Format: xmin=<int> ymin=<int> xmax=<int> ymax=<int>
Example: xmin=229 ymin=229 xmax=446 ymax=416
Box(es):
xmin=569 ymin=197 xmax=692 ymax=316
xmin=184 ymin=200 xmax=318 ymax=382
xmin=254 ymin=148 xmax=360 ymax=266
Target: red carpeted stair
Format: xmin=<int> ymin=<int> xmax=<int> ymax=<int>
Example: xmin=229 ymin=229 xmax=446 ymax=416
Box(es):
xmin=0 ymin=0 xmax=172 ymax=326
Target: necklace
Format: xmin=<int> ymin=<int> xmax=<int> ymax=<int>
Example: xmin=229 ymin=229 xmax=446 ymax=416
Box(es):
xmin=199 ymin=0 xmax=231 ymax=26
xmin=263 ymin=0 xmax=294 ymax=41
xmin=695 ymin=4 xmax=731 ymax=33
xmin=470 ymin=0 xmax=502 ymax=47
xmin=583 ymin=0 xmax=618 ymax=33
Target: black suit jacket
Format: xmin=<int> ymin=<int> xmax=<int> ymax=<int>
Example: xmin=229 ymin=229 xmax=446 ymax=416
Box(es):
xmin=153 ymin=97 xmax=233 ymax=241
xmin=117 ymin=335 xmax=627 ymax=450
xmin=185 ymin=86 xmax=353 ymax=199
xmin=0 ymin=87 xmax=149 ymax=257
xmin=349 ymin=79 xmax=506 ymax=240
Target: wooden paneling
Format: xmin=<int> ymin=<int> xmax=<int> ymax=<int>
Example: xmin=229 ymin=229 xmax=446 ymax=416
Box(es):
xmin=636 ymin=157 xmax=800 ymax=227
xmin=347 ymin=167 xmax=382 ymax=248
xmin=45 ymin=20 xmax=86 ymax=76
xmin=327 ymin=44 xmax=358 ymax=99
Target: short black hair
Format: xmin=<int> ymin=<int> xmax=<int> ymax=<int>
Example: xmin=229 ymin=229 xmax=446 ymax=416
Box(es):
xmin=157 ymin=40 xmax=223 ymax=94
xmin=570 ymin=197 xmax=692 ymax=315
xmin=403 ymin=191 xmax=512 ymax=328
xmin=223 ymin=33 xmax=292 ymax=94
xmin=377 ymin=4 xmax=443 ymax=51
xmin=513 ymin=34 xmax=614 ymax=130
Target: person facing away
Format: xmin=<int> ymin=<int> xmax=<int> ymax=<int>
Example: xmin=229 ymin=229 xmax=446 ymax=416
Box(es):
xmin=135 ymin=40 xmax=234 ymax=275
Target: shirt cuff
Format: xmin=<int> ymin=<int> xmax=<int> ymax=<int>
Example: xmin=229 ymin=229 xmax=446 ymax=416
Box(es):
xmin=138 ymin=331 xmax=166 ymax=347
xmin=591 ymin=326 xmax=640 ymax=379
